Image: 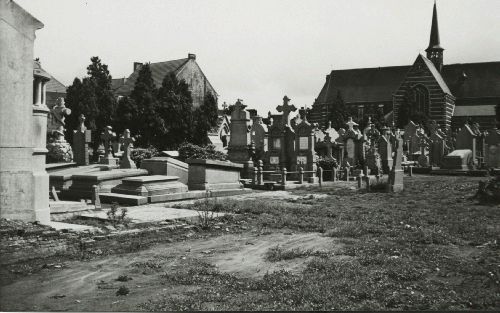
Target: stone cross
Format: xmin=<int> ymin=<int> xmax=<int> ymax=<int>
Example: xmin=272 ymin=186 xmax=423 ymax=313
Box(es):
xmin=346 ymin=117 xmax=357 ymax=131
xmin=222 ymin=101 xmax=228 ymax=111
xmin=100 ymin=126 xmax=116 ymax=158
xmin=119 ymin=129 xmax=136 ymax=169
xmin=276 ymin=95 xmax=297 ymax=127
xmin=77 ymin=114 xmax=86 ymax=132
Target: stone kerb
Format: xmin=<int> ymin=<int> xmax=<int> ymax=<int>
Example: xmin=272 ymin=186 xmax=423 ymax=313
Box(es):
xmin=187 ymin=159 xmax=243 ymax=191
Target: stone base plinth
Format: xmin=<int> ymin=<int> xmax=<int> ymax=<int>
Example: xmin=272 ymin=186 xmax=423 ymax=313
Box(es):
xmin=111 ymin=175 xmax=188 ymax=203
xmin=141 ymin=157 xmax=188 ymax=184
xmin=63 ymin=168 xmax=148 ymax=200
xmin=187 ymin=159 xmax=243 ymax=191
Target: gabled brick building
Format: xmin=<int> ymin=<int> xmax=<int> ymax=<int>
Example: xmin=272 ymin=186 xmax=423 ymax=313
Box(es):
xmin=309 ymin=2 xmax=500 ymax=131
xmin=112 ymin=53 xmax=217 ymax=108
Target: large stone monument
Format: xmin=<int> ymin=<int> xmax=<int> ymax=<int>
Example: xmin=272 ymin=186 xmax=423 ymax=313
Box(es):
xmin=227 ymin=99 xmax=253 ymax=178
xmin=1 ymin=1 xmax=50 ymax=223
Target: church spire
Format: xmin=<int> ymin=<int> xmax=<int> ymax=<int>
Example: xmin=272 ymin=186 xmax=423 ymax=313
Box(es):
xmin=425 ymin=1 xmax=444 ymax=72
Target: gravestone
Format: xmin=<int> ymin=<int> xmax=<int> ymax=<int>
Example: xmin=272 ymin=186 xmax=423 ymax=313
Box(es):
xmin=342 ymin=117 xmax=362 ymax=166
xmin=389 ymin=131 xmax=404 ymax=192
xmin=250 ymin=115 xmax=268 ymax=162
xmin=72 ymin=114 xmax=92 ymax=166
xmin=441 ymin=149 xmax=473 ymax=170
xmin=119 ymin=129 xmax=136 ymax=169
xmin=378 ymin=127 xmax=393 ymax=174
xmin=485 ymin=129 xmax=500 ymax=168
xmin=417 ymin=135 xmax=430 ymax=167
xmin=429 ymin=129 xmax=446 ymax=167
xmin=46 ymin=98 xmax=73 ymax=162
xmin=404 ymin=121 xmax=420 ymax=156
xmin=265 ymin=96 xmax=297 ymax=174
xmin=100 ymin=126 xmax=119 ymax=166
xmin=294 ymin=116 xmax=317 ymax=183
xmin=364 ymin=121 xmax=381 ymax=174
xmin=455 ymin=123 xmax=477 ymax=166
xmin=227 ymin=99 xmax=253 ymax=178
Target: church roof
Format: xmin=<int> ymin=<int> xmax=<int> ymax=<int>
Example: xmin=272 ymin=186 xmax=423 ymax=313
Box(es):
xmin=317 ymin=61 xmax=500 ymax=104
xmin=419 ymin=54 xmax=451 ymax=94
xmin=114 ymin=58 xmax=189 ymax=95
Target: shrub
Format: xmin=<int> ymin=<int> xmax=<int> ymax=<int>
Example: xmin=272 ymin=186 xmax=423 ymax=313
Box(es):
xmin=178 ymin=142 xmax=226 ymax=162
xmin=130 ymin=146 xmax=159 ymax=167
xmin=106 ymin=203 xmax=130 ymax=226
xmin=116 ymin=285 xmax=130 ymax=296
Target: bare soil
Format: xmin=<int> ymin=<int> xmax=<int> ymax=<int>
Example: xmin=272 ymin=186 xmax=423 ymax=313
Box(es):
xmin=0 ymin=231 xmax=339 ymax=311
xmin=1 ymin=175 xmax=499 ymax=311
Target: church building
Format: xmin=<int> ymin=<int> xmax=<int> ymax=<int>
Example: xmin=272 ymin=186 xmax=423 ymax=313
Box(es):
xmin=309 ymin=2 xmax=500 ymax=131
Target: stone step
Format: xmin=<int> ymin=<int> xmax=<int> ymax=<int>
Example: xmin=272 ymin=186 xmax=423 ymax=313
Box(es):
xmin=99 ymin=193 xmax=148 ymax=205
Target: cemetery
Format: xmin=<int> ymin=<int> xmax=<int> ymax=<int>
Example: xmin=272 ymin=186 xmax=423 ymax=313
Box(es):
xmin=1 ymin=0 xmax=499 ymax=311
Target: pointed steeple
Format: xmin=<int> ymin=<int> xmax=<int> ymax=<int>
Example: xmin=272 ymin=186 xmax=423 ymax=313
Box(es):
xmin=425 ymin=1 xmax=444 ymax=72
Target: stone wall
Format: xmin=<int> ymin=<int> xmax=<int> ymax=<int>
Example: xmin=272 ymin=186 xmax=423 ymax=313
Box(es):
xmin=176 ymin=56 xmax=217 ymax=108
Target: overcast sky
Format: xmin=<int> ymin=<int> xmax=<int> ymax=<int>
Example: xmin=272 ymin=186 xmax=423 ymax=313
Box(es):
xmin=16 ymin=0 xmax=500 ymax=115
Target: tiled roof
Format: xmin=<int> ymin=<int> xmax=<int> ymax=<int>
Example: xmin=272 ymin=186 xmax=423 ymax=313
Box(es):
xmin=317 ymin=61 xmax=500 ymax=104
xmin=111 ymin=78 xmax=126 ymax=91
xmin=34 ymin=61 xmax=66 ymax=93
xmin=114 ymin=58 xmax=189 ymax=95
xmin=453 ymin=105 xmax=496 ymax=117
xmin=420 ymin=54 xmax=450 ymax=94
xmin=46 ymin=74 xmax=66 ymax=94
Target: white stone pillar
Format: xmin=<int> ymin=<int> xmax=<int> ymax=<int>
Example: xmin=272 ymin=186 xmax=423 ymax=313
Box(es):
xmin=41 ymin=81 xmax=47 ymax=106
xmin=34 ymin=78 xmax=42 ymax=105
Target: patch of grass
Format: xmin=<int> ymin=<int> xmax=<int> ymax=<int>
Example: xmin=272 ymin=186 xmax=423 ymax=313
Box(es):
xmin=116 ymin=275 xmax=132 ymax=282
xmin=140 ymin=176 xmax=500 ymax=310
xmin=116 ymin=285 xmax=130 ymax=296
xmin=264 ymin=246 xmax=317 ymax=262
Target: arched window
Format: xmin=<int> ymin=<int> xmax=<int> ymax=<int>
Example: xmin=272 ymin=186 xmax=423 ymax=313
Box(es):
xmin=412 ymin=85 xmax=429 ymax=115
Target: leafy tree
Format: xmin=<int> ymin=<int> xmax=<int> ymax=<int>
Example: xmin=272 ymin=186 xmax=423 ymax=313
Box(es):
xmin=65 ymin=57 xmax=116 ymax=160
xmin=129 ymin=63 xmax=164 ymax=147
xmin=113 ymin=96 xmax=139 ymax=135
xmin=192 ymin=92 xmax=219 ymax=145
xmin=326 ymin=91 xmax=349 ymax=129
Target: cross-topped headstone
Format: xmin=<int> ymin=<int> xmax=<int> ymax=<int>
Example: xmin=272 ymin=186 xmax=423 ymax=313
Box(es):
xmin=346 ymin=117 xmax=358 ymax=131
xmin=119 ymin=129 xmax=136 ymax=169
xmin=77 ymin=114 xmax=86 ymax=132
xmin=222 ymin=101 xmax=228 ymax=111
xmin=72 ymin=114 xmax=92 ymax=165
xmin=101 ymin=126 xmax=115 ymax=158
xmin=276 ymin=95 xmax=297 ymax=127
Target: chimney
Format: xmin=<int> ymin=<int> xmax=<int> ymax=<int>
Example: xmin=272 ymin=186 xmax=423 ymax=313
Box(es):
xmin=188 ymin=53 xmax=196 ymax=60
xmin=133 ymin=62 xmax=143 ymax=72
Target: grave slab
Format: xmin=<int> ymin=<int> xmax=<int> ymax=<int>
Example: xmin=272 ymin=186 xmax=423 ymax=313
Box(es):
xmin=111 ymin=175 xmax=188 ymax=199
xmin=63 ymin=168 xmax=148 ymax=200
xmin=441 ymin=149 xmax=472 ymax=170
xmin=141 ymin=157 xmax=188 ymax=184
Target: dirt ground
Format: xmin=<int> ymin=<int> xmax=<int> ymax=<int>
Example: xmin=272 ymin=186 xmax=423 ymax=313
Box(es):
xmin=0 ymin=175 xmax=498 ymax=311
xmin=0 ymin=231 xmax=341 ymax=311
